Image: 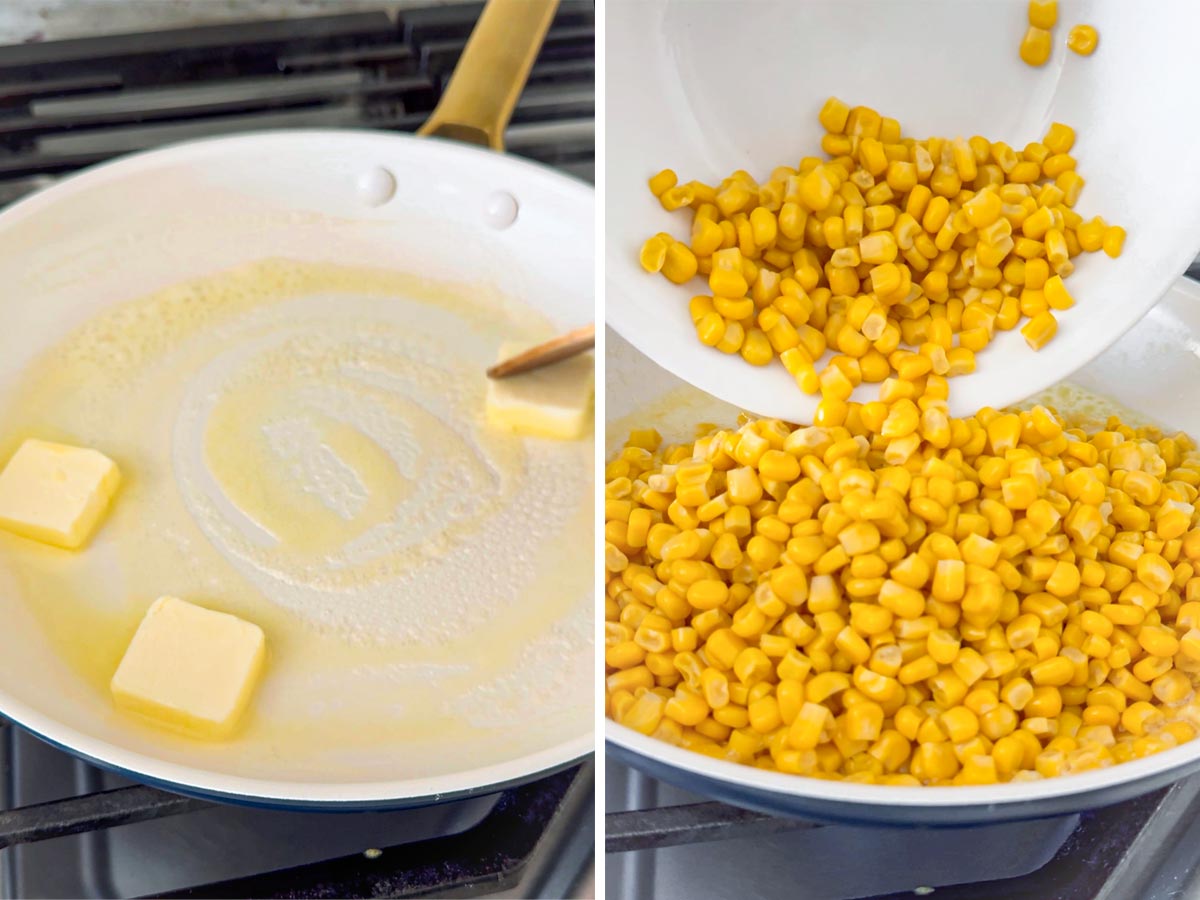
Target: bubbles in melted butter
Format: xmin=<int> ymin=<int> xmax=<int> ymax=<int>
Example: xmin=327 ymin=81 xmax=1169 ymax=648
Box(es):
xmin=166 ymin=302 xmax=588 ymax=643
xmin=204 ymin=380 xmax=410 ymax=553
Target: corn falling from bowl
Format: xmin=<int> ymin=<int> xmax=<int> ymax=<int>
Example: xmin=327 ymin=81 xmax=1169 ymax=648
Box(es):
xmin=640 ymin=98 xmax=1125 ymax=427
xmin=605 ymin=100 xmax=1200 ymax=787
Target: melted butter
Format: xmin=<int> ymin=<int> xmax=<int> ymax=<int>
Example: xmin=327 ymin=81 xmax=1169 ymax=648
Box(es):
xmin=174 ymin=332 xmax=526 ymax=600
xmin=204 ymin=387 xmax=409 ymax=555
xmin=1023 ymin=381 xmax=1154 ymax=431
xmin=605 ymin=385 xmax=733 ymax=454
xmin=0 ymin=258 xmax=593 ymax=772
xmin=0 ymin=532 xmax=134 ymax=689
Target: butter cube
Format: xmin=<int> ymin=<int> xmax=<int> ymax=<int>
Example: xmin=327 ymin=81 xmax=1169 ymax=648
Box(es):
xmin=0 ymin=438 xmax=121 ymax=549
xmin=111 ymin=597 xmax=266 ymax=739
xmin=486 ymin=342 xmax=594 ymax=439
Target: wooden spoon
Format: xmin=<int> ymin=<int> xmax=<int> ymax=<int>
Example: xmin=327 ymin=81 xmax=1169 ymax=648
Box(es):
xmin=486 ymin=324 xmax=595 ymax=379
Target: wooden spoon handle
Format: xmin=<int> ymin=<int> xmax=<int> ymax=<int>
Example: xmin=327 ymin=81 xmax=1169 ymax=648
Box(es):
xmin=487 ymin=324 xmax=595 ymax=379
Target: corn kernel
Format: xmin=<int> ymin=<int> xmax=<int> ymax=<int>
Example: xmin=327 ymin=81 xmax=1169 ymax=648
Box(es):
xmin=1028 ymin=0 xmax=1057 ymax=29
xmin=1021 ymin=311 xmax=1058 ymax=351
xmin=1020 ymin=26 xmax=1052 ymax=67
xmin=1067 ymin=24 xmax=1098 ymax=57
xmin=1103 ymin=226 xmax=1126 ymax=259
xmin=648 ymin=169 xmax=677 ymax=198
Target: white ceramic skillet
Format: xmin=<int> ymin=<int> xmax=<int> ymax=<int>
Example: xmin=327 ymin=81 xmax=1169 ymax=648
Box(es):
xmin=606 ymin=0 xmax=1200 ymax=421
xmin=607 ymin=276 xmax=1200 ymax=825
xmin=0 ymin=0 xmax=594 ymax=809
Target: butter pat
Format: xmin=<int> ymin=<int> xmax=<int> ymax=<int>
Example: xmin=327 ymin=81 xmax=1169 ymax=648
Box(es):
xmin=111 ymin=597 xmax=266 ymax=739
xmin=0 ymin=438 xmax=121 ymax=549
xmin=486 ymin=342 xmax=594 ymax=439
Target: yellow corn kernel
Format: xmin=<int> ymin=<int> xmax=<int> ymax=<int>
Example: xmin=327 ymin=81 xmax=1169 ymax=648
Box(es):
xmin=1043 ymin=275 xmax=1074 ymax=311
xmin=844 ymin=701 xmax=885 ymax=742
xmin=660 ymin=183 xmax=695 ymax=211
xmin=801 ymin=166 xmax=837 ymax=212
xmin=708 ymin=247 xmax=748 ymax=299
xmin=1103 ymin=226 xmax=1126 ymax=259
xmin=662 ymin=241 xmax=699 ymax=284
xmin=1072 ymin=217 xmax=1104 ymax=254
xmin=787 ymin=702 xmax=830 ymax=750
xmin=663 ymin=686 xmax=707 ymax=726
xmin=1067 ymin=24 xmax=1098 ymax=56
xmin=898 ymin=655 xmax=939 ymax=685
xmin=1020 ymin=26 xmax=1052 ymax=66
xmin=1043 ymin=123 xmax=1076 ymax=156
xmin=926 ymin=559 xmax=964 ymax=602
xmin=648 ymin=168 xmax=677 ymax=198
xmin=1044 ymin=228 xmax=1068 ymax=268
xmin=802 ymin=672 xmax=848 ymax=706
xmin=1021 ymin=311 xmax=1058 ymax=351
xmin=940 ymin=706 xmax=979 ymax=743
xmin=1137 ymin=552 xmax=1174 ymax=593
xmin=691 ymin=217 xmax=725 ymax=258
xmin=912 ymin=741 xmax=960 ymax=781
xmin=756 ymin=448 xmax=800 ymax=482
xmin=687 ymin=579 xmax=728 ymax=612
xmin=1139 ymin=625 xmax=1180 ymax=658
xmin=640 ymin=235 xmax=669 ymax=273
xmin=621 ymin=691 xmax=666 ymax=735
xmin=1121 ymin=701 xmax=1162 ymax=737
xmin=740 ymin=328 xmax=773 ymax=367
xmin=860 ymin=232 xmax=899 ymax=265
xmin=987 ymin=736 xmax=1022 ymax=778
xmin=837 ymin=520 xmax=880 ymax=556
xmin=877 ymin=579 xmax=926 ymax=620
xmin=819 ymin=97 xmax=851 ymax=134
xmin=734 ymin=647 xmax=773 ymax=686
xmin=1057 ymin=171 xmax=1085 ymax=208
xmin=1162 ymin=721 xmax=1197 ymax=748
xmin=1031 ymin=656 xmax=1075 ymax=687
xmin=1028 ymin=0 xmax=1057 ymax=28
xmin=867 ymin=262 xmax=900 ymax=296
xmin=1151 ymin=669 xmax=1191 ymax=705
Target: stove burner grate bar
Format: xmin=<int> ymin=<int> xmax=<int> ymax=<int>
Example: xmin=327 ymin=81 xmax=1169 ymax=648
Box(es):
xmin=0 ymin=784 xmax=208 ymax=851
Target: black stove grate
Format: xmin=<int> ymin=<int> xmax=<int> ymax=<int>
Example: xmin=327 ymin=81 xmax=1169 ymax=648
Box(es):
xmin=0 ymin=780 xmax=208 ymax=852
xmin=0 ymin=0 xmax=594 ymax=202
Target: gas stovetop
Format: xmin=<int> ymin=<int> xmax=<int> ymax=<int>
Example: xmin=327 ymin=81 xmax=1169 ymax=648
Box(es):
xmin=0 ymin=3 xmax=593 ymax=898
xmin=0 ymin=0 xmax=593 ymax=208
xmin=605 ymin=757 xmax=1200 ymax=900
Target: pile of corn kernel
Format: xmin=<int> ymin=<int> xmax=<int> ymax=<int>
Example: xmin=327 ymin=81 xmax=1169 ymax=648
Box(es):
xmin=640 ymin=99 xmax=1126 ymax=425
xmin=605 ymin=406 xmax=1200 ymax=784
